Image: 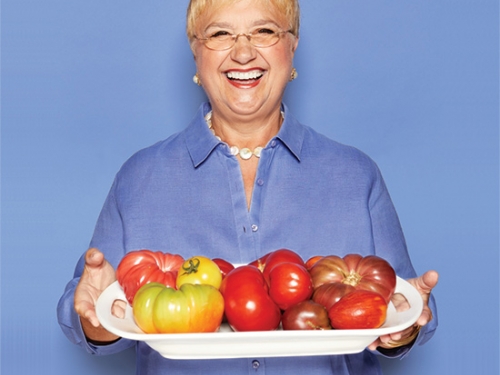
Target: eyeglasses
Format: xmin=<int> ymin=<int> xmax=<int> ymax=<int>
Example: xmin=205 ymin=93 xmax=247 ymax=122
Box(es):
xmin=195 ymin=28 xmax=292 ymax=51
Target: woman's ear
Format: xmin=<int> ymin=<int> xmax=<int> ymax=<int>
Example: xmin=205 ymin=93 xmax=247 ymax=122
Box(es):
xmin=292 ymin=36 xmax=299 ymax=53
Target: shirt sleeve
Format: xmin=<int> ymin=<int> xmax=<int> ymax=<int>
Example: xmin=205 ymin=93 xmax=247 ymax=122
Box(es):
xmin=56 ymin=276 xmax=135 ymax=355
xmin=56 ymin=178 xmax=135 ymax=355
xmin=368 ymin=164 xmax=438 ymax=358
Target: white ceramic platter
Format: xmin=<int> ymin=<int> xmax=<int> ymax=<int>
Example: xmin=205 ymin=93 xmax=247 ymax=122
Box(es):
xmin=96 ymin=276 xmax=422 ymax=360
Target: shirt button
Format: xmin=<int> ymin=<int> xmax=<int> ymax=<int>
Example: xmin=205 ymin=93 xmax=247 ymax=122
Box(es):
xmin=270 ymin=140 xmax=277 ymax=147
xmin=252 ymin=360 xmax=260 ymax=369
xmin=251 ymin=224 xmax=258 ymax=232
xmin=257 ymin=179 xmax=264 ymax=186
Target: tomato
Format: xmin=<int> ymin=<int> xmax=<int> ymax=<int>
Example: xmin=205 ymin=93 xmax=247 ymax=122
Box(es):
xmin=312 ymin=282 xmax=356 ymax=310
xmin=220 ymin=265 xmax=281 ymax=332
xmin=328 ymin=290 xmax=387 ymax=329
xmin=132 ymin=282 xmax=224 ymax=333
xmin=212 ymin=258 xmax=235 ymax=279
xmin=176 ymin=256 xmax=222 ymax=290
xmin=116 ymin=250 xmax=185 ymax=304
xmin=267 ymin=262 xmax=313 ymax=310
xmin=261 ymin=249 xmax=305 ymax=282
xmin=282 ymin=300 xmax=331 ymax=330
xmin=305 ymin=255 xmax=323 ymax=270
xmin=248 ymin=252 xmax=272 ymax=272
xmin=309 ymin=254 xmax=396 ymax=303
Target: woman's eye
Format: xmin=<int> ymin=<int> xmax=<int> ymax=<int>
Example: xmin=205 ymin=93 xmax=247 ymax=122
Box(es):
xmin=256 ymin=28 xmax=276 ymax=35
xmin=210 ymin=30 xmax=231 ymax=38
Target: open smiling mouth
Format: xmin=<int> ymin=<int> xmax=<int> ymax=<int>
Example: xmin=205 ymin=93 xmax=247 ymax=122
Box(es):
xmin=226 ymin=70 xmax=264 ymax=83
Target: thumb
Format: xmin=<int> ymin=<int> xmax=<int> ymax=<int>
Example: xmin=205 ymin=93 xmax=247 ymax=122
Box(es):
xmin=415 ymin=270 xmax=439 ymax=295
xmin=85 ymin=248 xmax=105 ymax=268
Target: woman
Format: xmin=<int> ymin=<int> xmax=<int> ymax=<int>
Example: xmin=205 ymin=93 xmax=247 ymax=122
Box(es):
xmin=58 ymin=0 xmax=438 ymax=374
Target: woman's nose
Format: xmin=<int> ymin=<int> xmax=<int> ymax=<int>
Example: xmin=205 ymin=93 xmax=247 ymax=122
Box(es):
xmin=230 ymin=34 xmax=257 ymax=64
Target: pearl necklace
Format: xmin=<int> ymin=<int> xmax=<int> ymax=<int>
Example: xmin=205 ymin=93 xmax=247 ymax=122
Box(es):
xmin=205 ymin=111 xmax=284 ymax=160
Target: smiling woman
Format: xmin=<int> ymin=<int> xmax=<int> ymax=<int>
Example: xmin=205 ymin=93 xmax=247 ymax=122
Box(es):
xmin=56 ymin=1 xmax=439 ymax=375
xmin=191 ymin=0 xmax=298 ymax=134
xmin=188 ymin=0 xmax=300 ymax=208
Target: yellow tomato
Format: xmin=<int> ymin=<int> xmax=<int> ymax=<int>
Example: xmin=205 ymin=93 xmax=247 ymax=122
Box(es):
xmin=176 ymin=256 xmax=222 ymax=289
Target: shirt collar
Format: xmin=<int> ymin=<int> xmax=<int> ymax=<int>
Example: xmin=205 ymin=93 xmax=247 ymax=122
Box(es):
xmin=276 ymin=103 xmax=304 ymax=162
xmin=184 ymin=102 xmax=304 ymax=168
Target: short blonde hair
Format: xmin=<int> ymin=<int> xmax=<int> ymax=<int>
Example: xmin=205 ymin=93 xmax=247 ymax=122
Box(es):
xmin=186 ymin=0 xmax=300 ymax=43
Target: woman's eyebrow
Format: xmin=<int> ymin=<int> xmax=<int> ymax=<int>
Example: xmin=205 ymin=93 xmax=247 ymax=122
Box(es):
xmin=204 ymin=22 xmax=233 ymax=31
xmin=204 ymin=19 xmax=281 ymax=31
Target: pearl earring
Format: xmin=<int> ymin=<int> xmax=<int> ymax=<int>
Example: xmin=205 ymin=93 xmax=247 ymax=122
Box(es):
xmin=193 ymin=73 xmax=202 ymax=86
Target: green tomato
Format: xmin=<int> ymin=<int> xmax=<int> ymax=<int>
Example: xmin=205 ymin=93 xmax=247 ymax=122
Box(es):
xmin=132 ymin=282 xmax=224 ymax=333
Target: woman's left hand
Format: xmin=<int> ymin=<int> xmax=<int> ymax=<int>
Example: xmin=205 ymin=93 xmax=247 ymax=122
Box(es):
xmin=368 ymin=270 xmax=439 ymax=351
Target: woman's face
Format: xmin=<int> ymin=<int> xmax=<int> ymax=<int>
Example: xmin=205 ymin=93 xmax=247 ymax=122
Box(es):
xmin=192 ymin=0 xmax=299 ymax=119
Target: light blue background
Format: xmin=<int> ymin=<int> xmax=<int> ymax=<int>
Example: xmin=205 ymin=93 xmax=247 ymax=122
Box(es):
xmin=2 ymin=1 xmax=498 ymax=374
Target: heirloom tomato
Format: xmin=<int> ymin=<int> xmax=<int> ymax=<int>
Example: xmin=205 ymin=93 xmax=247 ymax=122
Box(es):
xmin=328 ymin=290 xmax=387 ymax=329
xmin=132 ymin=282 xmax=224 ymax=333
xmin=305 ymin=255 xmax=323 ymax=270
xmin=248 ymin=252 xmax=272 ymax=272
xmin=312 ymin=282 xmax=355 ymax=310
xmin=282 ymin=300 xmax=331 ymax=330
xmin=220 ymin=265 xmax=281 ymax=332
xmin=267 ymin=262 xmax=313 ymax=310
xmin=309 ymin=254 xmax=396 ymax=303
xmin=261 ymin=249 xmax=306 ymax=282
xmin=212 ymin=258 xmax=235 ymax=279
xmin=176 ymin=256 xmax=222 ymax=290
xmin=116 ymin=250 xmax=184 ymax=304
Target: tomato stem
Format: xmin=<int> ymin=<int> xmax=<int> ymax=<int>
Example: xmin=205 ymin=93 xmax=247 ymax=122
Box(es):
xmin=181 ymin=258 xmax=200 ymax=275
xmin=343 ymin=271 xmax=362 ymax=286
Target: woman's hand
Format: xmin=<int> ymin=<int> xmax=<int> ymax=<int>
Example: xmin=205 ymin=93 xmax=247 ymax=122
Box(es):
xmin=74 ymin=248 xmax=120 ymax=343
xmin=368 ymin=270 xmax=439 ymax=351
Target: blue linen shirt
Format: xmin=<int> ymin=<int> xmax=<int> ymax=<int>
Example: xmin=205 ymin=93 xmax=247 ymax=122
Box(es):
xmin=57 ymin=102 xmax=437 ymax=375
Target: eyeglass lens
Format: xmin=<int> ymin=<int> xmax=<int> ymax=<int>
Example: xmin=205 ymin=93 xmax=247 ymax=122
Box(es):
xmin=205 ymin=31 xmax=282 ymax=50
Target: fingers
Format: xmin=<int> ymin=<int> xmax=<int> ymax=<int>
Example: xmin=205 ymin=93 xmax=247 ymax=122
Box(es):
xmin=369 ymin=271 xmax=439 ymax=352
xmin=368 ymin=340 xmax=381 ymax=351
xmin=391 ymin=293 xmax=410 ymax=312
xmin=75 ymin=248 xmax=114 ymax=324
xmin=111 ymin=299 xmax=127 ymax=319
xmin=84 ymin=309 xmax=101 ymax=328
xmin=75 ymin=300 xmax=100 ymax=327
xmin=417 ymin=306 xmax=433 ymax=326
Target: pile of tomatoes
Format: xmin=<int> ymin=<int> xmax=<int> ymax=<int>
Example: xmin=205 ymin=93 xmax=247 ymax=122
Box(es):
xmin=116 ymin=249 xmax=396 ymax=334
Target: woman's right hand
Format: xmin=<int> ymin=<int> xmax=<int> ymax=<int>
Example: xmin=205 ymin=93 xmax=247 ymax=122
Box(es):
xmin=74 ymin=248 xmax=120 ymax=342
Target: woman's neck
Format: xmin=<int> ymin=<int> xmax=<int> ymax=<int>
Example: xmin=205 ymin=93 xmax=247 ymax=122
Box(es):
xmin=208 ymin=109 xmax=284 ymax=151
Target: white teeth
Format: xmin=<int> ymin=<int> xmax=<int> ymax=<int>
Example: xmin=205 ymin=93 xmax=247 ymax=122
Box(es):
xmin=226 ymin=70 xmax=263 ymax=80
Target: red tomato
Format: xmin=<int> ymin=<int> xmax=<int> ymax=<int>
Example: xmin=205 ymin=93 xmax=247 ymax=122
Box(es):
xmin=267 ymin=262 xmax=313 ymax=310
xmin=133 ymin=282 xmax=224 ymax=333
xmin=305 ymin=255 xmax=323 ymax=270
xmin=212 ymin=258 xmax=235 ymax=279
xmin=116 ymin=250 xmax=185 ymax=304
xmin=309 ymin=254 xmax=396 ymax=303
xmin=220 ymin=265 xmax=281 ymax=332
xmin=328 ymin=290 xmax=387 ymax=329
xmin=248 ymin=252 xmax=272 ymax=272
xmin=312 ymin=282 xmax=356 ymax=310
xmin=249 ymin=249 xmax=305 ymax=276
xmin=261 ymin=249 xmax=305 ymax=282
xmin=282 ymin=300 xmax=331 ymax=330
